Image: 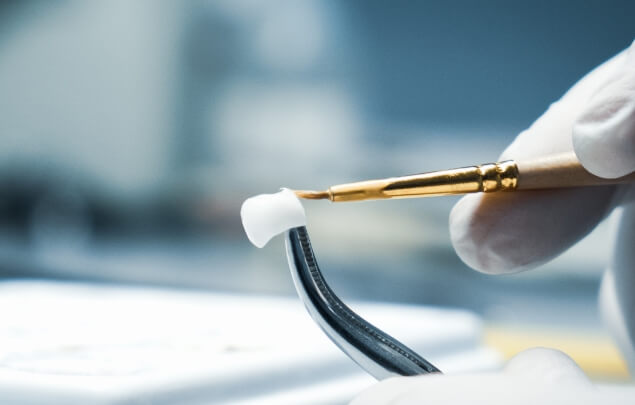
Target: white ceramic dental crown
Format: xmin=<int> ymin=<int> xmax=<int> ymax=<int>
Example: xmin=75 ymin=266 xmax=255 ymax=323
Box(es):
xmin=240 ymin=188 xmax=306 ymax=248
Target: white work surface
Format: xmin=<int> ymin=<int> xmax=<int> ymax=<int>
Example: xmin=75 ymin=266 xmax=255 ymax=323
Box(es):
xmin=0 ymin=281 xmax=501 ymax=404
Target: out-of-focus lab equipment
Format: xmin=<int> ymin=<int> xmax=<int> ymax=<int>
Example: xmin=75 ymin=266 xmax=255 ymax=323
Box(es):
xmin=0 ymin=1 xmax=634 ymax=404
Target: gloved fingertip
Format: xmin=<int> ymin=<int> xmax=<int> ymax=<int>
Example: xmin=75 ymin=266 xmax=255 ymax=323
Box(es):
xmin=573 ymin=102 xmax=635 ymax=179
xmin=449 ymin=195 xmax=523 ymax=274
xmin=505 ymin=348 xmax=590 ymax=386
xmin=572 ymin=60 xmax=635 ymax=179
xmin=450 ymin=187 xmax=614 ymax=275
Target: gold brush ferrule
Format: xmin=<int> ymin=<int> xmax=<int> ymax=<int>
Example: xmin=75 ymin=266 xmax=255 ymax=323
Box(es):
xmin=323 ymin=160 xmax=519 ymax=202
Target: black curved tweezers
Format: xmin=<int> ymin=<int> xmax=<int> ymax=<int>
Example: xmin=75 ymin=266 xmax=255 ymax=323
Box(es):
xmin=285 ymin=226 xmax=441 ymax=380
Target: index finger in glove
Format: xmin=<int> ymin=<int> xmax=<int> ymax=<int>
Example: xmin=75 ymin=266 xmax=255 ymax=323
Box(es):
xmin=450 ymin=45 xmax=630 ymax=274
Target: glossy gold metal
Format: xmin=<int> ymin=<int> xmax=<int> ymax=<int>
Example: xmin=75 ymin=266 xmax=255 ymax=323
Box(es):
xmin=294 ymin=190 xmax=332 ymax=200
xmin=293 ymin=152 xmax=635 ymax=203
xmin=294 ymin=160 xmax=519 ymax=202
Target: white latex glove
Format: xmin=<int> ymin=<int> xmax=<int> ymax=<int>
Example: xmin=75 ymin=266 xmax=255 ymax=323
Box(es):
xmin=350 ymin=348 xmax=634 ymax=405
xmin=450 ymin=40 xmax=635 ymax=369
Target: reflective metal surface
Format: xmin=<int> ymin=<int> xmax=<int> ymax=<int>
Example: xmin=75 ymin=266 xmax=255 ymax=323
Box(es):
xmin=295 ymin=160 xmax=518 ymax=202
xmin=285 ymin=226 xmax=441 ymax=379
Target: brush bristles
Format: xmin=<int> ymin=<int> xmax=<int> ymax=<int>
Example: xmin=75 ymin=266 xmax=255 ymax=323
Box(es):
xmin=294 ymin=190 xmax=330 ymax=200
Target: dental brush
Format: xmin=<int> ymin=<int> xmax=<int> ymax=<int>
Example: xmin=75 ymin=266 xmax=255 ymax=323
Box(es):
xmin=294 ymin=152 xmax=635 ymax=202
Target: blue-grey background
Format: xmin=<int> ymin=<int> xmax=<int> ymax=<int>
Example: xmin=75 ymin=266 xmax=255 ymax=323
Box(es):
xmin=346 ymin=0 xmax=633 ymax=130
xmin=0 ymin=0 xmax=632 ymax=362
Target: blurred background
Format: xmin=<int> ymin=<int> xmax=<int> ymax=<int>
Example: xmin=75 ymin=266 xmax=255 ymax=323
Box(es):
xmin=0 ymin=0 xmax=634 ymax=383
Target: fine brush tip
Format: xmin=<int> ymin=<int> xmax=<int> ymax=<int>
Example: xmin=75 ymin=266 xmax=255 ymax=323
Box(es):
xmin=294 ymin=189 xmax=331 ymax=200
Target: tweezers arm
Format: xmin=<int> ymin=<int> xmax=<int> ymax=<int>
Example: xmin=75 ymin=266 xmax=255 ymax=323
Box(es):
xmin=285 ymin=226 xmax=441 ymax=379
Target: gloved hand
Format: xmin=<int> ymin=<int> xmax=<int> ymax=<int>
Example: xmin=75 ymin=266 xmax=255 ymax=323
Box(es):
xmin=350 ymin=348 xmax=633 ymax=405
xmin=450 ymin=40 xmax=635 ymax=369
xmin=351 ymin=40 xmax=635 ymax=404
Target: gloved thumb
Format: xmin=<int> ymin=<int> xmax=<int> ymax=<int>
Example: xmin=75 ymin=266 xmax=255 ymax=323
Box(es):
xmin=573 ymin=40 xmax=635 ymax=179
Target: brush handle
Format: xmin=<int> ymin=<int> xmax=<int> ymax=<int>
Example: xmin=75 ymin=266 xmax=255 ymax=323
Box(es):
xmin=516 ymin=152 xmax=635 ymax=190
xmin=298 ymin=153 xmax=635 ymax=203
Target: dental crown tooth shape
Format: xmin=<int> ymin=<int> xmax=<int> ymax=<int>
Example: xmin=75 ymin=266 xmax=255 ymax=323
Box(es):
xmin=240 ymin=189 xmax=306 ymax=248
xmin=240 ymin=189 xmax=441 ymax=379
